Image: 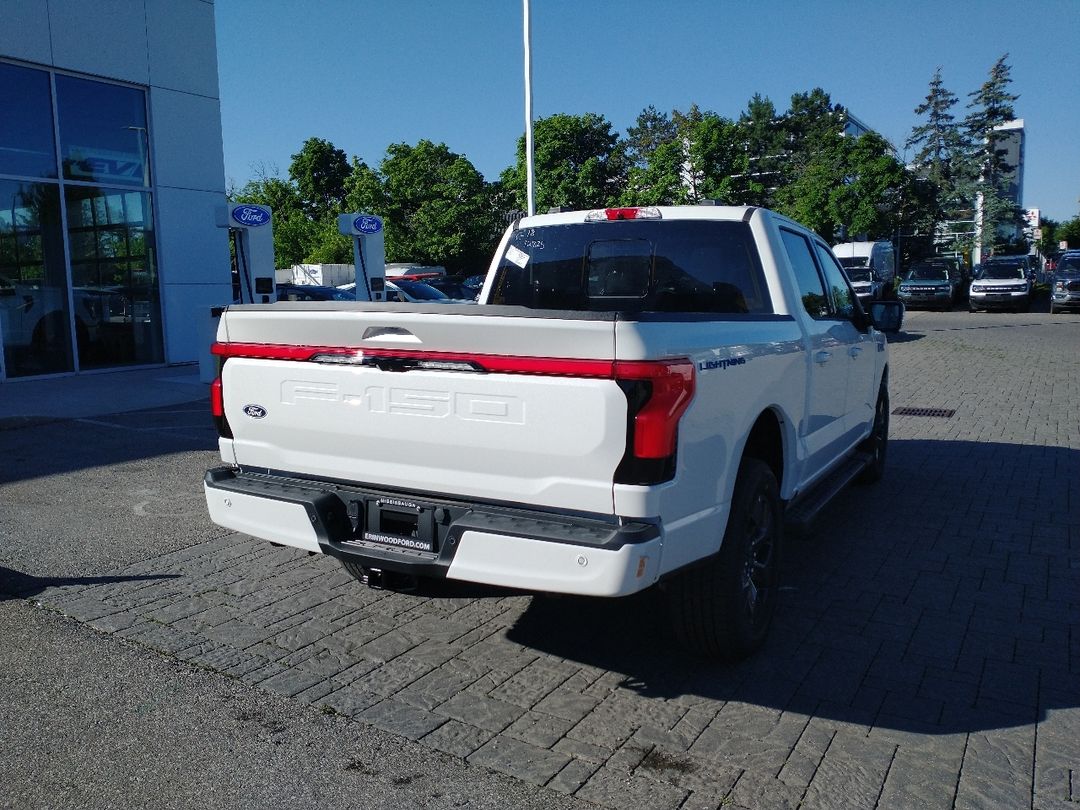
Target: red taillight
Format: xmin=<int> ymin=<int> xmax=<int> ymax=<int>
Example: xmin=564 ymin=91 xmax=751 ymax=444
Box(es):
xmin=615 ymin=360 xmax=695 ymax=458
xmin=584 ymin=206 xmax=662 ymax=222
xmin=210 ymin=377 xmax=224 ymax=417
xmin=209 ymin=350 xmax=232 ymax=438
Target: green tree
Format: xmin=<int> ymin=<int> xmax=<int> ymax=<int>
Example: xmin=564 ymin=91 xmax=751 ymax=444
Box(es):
xmin=501 ymin=113 xmax=627 ymax=213
xmin=620 ymin=105 xmax=739 ymax=206
xmin=906 ymin=67 xmax=968 ymax=233
xmin=625 ymin=105 xmax=677 ymax=168
xmin=964 ymin=55 xmax=1023 ymax=254
xmin=729 ymin=94 xmax=786 ymax=207
xmin=834 ymin=132 xmax=908 ymax=239
xmin=672 ymin=105 xmax=739 ymax=204
xmin=1056 ymin=216 xmax=1080 ymax=248
xmin=231 ymin=170 xmax=313 ymax=268
xmin=288 ymin=137 xmax=350 ymax=220
xmin=1035 ymin=217 xmax=1059 ymax=257
xmin=346 ymin=140 xmax=500 ymax=274
xmin=621 ymin=106 xmax=682 ymax=205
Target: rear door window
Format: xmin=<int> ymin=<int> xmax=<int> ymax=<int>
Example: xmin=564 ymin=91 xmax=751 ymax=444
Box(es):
xmin=488 ymin=219 xmax=772 ymax=314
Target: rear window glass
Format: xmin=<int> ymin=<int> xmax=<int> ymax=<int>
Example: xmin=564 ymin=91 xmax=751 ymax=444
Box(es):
xmin=488 ymin=220 xmax=771 ymax=314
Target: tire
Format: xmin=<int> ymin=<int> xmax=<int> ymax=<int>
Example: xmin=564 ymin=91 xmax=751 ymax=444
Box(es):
xmin=856 ymin=384 xmax=889 ymax=485
xmin=667 ymin=457 xmax=782 ymax=661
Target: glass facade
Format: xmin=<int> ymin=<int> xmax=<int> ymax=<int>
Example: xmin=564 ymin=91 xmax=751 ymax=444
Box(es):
xmin=0 ymin=60 xmax=162 ymax=379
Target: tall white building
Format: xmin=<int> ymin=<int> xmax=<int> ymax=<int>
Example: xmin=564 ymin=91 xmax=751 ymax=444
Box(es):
xmin=0 ymin=0 xmax=231 ymax=381
xmin=993 ymin=119 xmax=1025 ymax=207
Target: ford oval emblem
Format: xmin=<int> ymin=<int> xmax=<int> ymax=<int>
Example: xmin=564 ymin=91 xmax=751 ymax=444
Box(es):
xmin=242 ymin=404 xmax=267 ymax=419
xmin=353 ymin=214 xmax=382 ymax=235
xmin=231 ymin=205 xmax=271 ymax=227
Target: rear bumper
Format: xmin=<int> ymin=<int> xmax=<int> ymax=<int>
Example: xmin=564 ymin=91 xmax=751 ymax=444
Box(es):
xmin=204 ymin=467 xmax=663 ymax=597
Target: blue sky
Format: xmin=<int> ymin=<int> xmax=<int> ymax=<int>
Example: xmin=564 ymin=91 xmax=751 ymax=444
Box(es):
xmin=215 ymin=0 xmax=1080 ymax=223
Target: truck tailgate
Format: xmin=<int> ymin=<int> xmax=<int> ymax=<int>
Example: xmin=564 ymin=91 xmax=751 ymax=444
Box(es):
xmin=216 ymin=305 xmax=628 ymax=515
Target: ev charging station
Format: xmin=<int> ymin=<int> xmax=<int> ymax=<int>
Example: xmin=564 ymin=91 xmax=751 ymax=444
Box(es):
xmin=216 ymin=203 xmax=277 ymax=304
xmin=200 ymin=203 xmax=277 ymax=382
xmin=337 ymin=213 xmax=386 ymax=301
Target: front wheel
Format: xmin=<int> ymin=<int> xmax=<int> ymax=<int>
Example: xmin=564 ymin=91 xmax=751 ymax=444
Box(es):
xmin=667 ymin=457 xmax=782 ymax=661
xmin=856 ymin=384 xmax=889 ymax=485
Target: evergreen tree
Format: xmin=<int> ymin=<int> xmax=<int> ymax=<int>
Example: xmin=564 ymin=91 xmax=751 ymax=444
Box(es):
xmin=906 ymin=67 xmax=967 ymax=226
xmin=963 ymin=54 xmax=1022 ymax=255
xmin=625 ymin=106 xmax=677 ymax=168
xmin=730 ymin=94 xmax=785 ymax=207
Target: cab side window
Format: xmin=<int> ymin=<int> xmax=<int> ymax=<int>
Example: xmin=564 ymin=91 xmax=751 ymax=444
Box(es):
xmin=813 ymin=241 xmax=858 ymax=318
xmin=780 ymin=228 xmax=829 ymax=319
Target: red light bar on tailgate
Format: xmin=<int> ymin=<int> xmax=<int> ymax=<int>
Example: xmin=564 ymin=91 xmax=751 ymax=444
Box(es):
xmin=210 ymin=342 xmax=695 ymax=459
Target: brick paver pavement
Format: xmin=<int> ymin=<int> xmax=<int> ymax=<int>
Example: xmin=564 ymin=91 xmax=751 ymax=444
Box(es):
xmin=20 ymin=308 xmax=1080 ymax=809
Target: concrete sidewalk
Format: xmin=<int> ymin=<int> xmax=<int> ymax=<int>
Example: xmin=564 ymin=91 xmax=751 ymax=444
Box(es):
xmin=0 ymin=364 xmax=208 ymax=422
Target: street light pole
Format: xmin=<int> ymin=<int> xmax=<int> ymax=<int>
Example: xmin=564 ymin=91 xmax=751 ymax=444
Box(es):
xmin=523 ymin=0 xmax=535 ymax=217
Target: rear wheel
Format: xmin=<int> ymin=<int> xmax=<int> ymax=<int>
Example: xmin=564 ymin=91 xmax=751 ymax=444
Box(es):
xmin=667 ymin=457 xmax=782 ymax=661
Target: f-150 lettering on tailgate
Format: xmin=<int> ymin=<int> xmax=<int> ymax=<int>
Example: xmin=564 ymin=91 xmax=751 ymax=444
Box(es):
xmin=281 ymin=379 xmax=524 ymax=424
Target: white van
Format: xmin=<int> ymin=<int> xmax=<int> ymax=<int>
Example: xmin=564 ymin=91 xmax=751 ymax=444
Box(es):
xmin=832 ymin=241 xmax=896 ymax=302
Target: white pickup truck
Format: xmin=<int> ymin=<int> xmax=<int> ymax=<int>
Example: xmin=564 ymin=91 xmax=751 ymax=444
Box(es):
xmin=204 ymin=205 xmax=903 ymax=659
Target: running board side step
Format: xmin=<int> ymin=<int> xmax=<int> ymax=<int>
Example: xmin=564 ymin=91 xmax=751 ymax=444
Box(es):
xmin=785 ymin=452 xmax=872 ymax=535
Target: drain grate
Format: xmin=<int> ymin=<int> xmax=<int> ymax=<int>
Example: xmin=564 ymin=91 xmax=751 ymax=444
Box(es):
xmin=892 ymin=407 xmax=956 ymax=418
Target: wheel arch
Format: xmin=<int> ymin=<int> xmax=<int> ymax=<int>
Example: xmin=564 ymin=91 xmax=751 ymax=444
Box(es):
xmin=741 ymin=407 xmax=787 ymax=494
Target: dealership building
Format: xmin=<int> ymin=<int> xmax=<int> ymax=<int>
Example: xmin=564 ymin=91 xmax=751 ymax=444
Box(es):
xmin=0 ymin=0 xmax=231 ymax=382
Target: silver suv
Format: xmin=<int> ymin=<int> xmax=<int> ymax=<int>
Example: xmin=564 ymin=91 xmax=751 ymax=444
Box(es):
xmin=1050 ymin=251 xmax=1080 ymax=314
xmin=969 ymin=256 xmax=1033 ymax=312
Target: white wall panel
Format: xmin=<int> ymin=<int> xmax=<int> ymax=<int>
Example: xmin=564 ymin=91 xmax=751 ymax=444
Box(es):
xmin=47 ymin=0 xmax=149 ymax=83
xmin=0 ymin=1 xmax=52 ymax=65
xmin=146 ymin=0 xmax=219 ymax=98
xmin=155 ymin=186 xmax=231 ymax=286
xmin=149 ymin=88 xmax=226 ymax=192
xmin=160 ymin=281 xmax=232 ymax=364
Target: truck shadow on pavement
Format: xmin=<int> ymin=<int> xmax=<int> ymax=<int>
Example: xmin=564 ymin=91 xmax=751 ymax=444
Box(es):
xmin=506 ymin=438 xmax=1079 ymax=736
xmin=0 ymin=566 xmax=179 ymax=601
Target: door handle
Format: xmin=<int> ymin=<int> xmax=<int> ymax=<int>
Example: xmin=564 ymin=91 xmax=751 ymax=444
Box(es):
xmin=813 ymin=350 xmax=832 ymax=364
xmin=849 ymin=346 xmax=863 ymax=358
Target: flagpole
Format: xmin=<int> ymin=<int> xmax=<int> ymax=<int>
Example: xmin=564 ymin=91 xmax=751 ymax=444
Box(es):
xmin=523 ymin=0 xmax=535 ymax=216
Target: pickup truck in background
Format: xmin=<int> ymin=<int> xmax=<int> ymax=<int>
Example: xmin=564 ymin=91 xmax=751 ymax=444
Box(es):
xmin=204 ymin=205 xmax=904 ymax=660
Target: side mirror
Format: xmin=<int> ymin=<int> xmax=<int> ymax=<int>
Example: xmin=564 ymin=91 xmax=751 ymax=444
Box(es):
xmin=869 ymin=300 xmax=905 ymax=334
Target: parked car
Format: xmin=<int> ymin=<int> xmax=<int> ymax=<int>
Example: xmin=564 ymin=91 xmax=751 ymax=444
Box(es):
xmin=1049 ymin=252 xmax=1080 ymax=314
xmin=833 ymin=241 xmax=897 ymax=297
xmin=423 ymin=275 xmax=482 ymax=301
xmin=841 ymin=265 xmax=885 ymax=307
xmin=969 ymin=256 xmax=1032 ymax=312
xmin=897 ymin=260 xmax=962 ymax=310
xmin=276 ymin=283 xmax=357 ymax=302
xmin=385 ymin=279 xmax=456 ymax=303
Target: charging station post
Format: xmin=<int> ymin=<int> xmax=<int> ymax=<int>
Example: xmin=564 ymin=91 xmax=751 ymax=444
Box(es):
xmin=216 ymin=203 xmax=276 ymax=304
xmin=201 ymin=203 xmax=277 ymax=382
xmin=337 ymin=213 xmax=386 ymax=302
